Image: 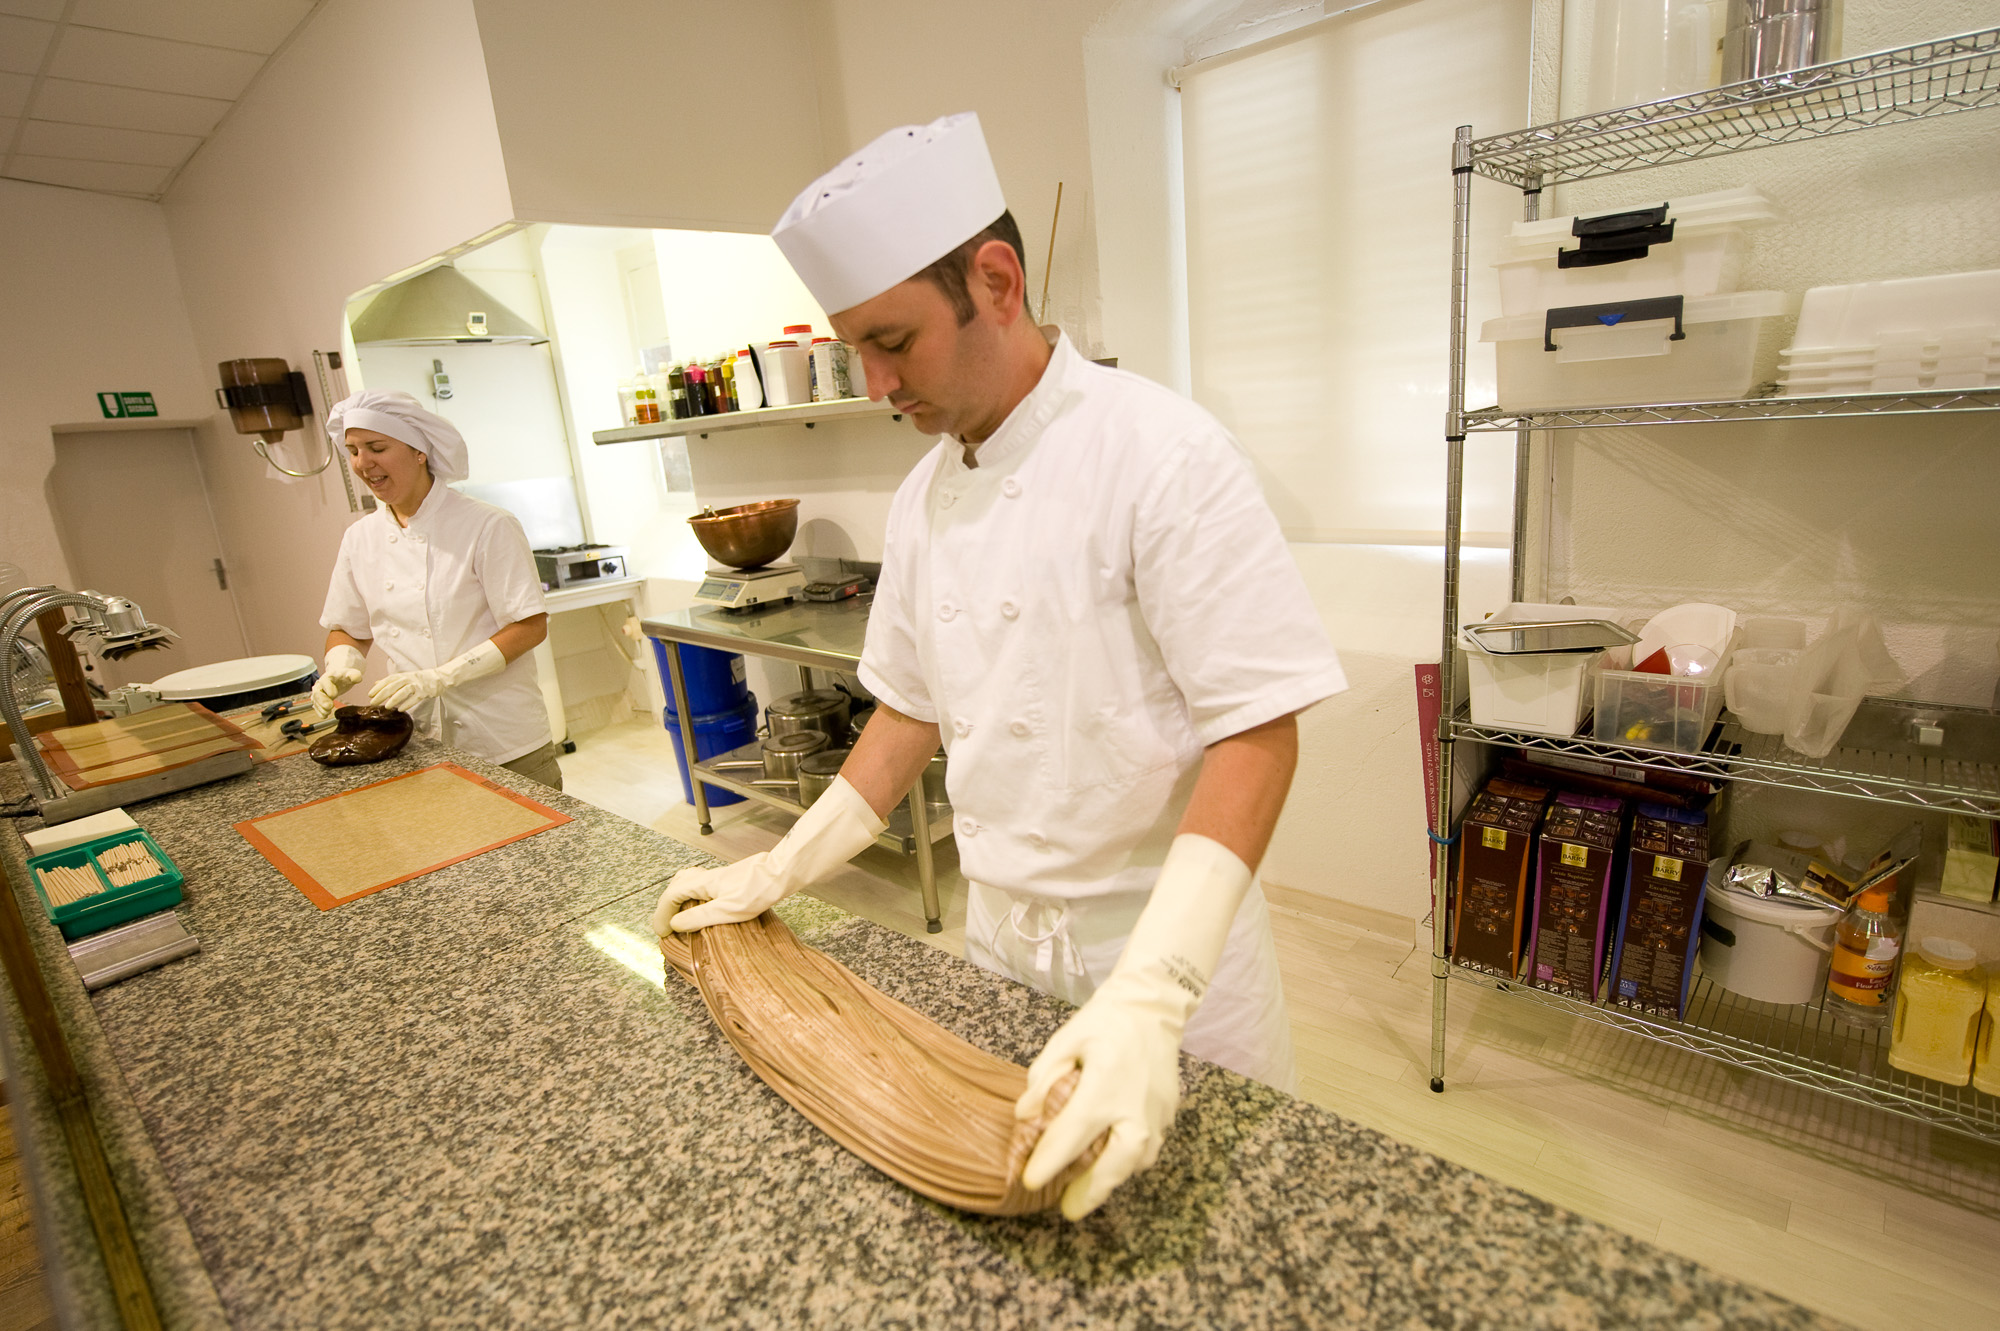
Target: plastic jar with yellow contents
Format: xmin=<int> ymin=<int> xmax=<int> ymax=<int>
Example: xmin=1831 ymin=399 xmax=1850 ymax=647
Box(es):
xmin=1887 ymin=938 xmax=1985 ymax=1086
xmin=1974 ymin=969 xmax=2000 ymax=1097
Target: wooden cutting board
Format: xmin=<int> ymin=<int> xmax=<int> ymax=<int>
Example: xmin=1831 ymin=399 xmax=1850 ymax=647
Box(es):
xmin=234 ymin=763 xmax=572 ymax=910
xmin=35 ymin=703 xmax=260 ymax=789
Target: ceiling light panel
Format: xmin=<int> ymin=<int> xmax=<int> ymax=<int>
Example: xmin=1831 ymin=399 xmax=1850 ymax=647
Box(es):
xmin=70 ymin=0 xmax=317 ymax=55
xmin=48 ymin=26 xmax=264 ymax=99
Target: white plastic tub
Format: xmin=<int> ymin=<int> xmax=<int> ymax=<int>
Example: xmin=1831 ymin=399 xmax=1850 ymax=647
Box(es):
xmin=1462 ymin=602 xmax=1628 ymax=737
xmin=1483 ymin=289 xmax=1788 ymax=410
xmin=1496 ymin=187 xmax=1778 ymax=317
xmin=1699 ymin=887 xmax=1841 ymax=1005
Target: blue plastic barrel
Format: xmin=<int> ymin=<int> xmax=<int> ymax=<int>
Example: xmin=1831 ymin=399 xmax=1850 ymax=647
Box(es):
xmin=649 ymin=639 xmax=757 ymax=807
xmin=649 ymin=639 xmax=750 ymax=719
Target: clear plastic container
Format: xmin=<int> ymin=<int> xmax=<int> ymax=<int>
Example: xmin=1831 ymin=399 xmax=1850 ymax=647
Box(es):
xmin=1482 ymin=289 xmax=1788 ymax=410
xmin=1592 ymin=631 xmax=1737 ymax=753
xmin=1826 ymin=883 xmax=1902 ymax=1027
xmin=1888 ymin=939 xmax=1984 ymax=1086
xmin=1496 ymin=187 xmax=1777 ymax=317
xmin=1974 ymin=970 xmax=2000 ymax=1097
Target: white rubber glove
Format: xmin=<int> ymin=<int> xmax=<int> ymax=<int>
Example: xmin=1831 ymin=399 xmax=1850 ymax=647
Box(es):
xmin=311 ymin=644 xmax=367 ymax=717
xmin=369 ymin=640 xmax=506 ymax=713
xmin=654 ymin=775 xmax=886 ymax=934
xmin=1016 ymin=833 xmax=1251 ymax=1220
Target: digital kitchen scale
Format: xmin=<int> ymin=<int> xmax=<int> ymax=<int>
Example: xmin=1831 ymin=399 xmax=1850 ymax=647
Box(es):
xmin=694 ymin=564 xmax=805 ymax=611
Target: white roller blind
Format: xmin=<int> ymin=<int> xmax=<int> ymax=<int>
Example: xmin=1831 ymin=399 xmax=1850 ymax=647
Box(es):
xmin=1182 ymin=0 xmax=1530 ymax=545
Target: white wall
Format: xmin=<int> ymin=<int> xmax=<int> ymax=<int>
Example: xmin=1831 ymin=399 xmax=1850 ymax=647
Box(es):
xmin=161 ymin=0 xmax=514 ymax=674
xmin=0 ymin=181 xmax=214 ymax=593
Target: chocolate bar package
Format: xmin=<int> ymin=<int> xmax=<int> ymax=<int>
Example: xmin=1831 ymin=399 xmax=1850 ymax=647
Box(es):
xmin=1451 ymin=777 xmax=1553 ymax=979
xmin=1608 ymin=803 xmax=1710 ymax=1018
xmin=1527 ymin=791 xmax=1626 ymax=1001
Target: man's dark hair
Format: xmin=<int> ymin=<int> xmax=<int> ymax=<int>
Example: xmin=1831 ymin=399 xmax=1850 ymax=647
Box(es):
xmin=914 ymin=210 xmax=1028 ymax=326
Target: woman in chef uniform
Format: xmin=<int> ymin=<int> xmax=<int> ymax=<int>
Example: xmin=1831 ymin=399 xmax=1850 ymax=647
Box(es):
xmin=311 ymin=390 xmax=563 ymax=789
xmin=653 ymin=113 xmax=1344 ymax=1218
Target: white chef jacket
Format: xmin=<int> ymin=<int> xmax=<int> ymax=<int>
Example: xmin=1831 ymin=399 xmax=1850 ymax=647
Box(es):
xmin=319 ymin=483 xmax=551 ymax=765
xmin=860 ymin=335 xmax=1346 ymax=1088
xmin=860 ymin=333 xmax=1347 ymax=901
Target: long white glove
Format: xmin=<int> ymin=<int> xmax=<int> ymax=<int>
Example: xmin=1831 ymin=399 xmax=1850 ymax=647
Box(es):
xmin=654 ymin=775 xmax=886 ymax=934
xmin=369 ymin=640 xmax=506 ymax=713
xmin=311 ymin=643 xmax=367 ymax=716
xmin=1016 ymin=833 xmax=1251 ymax=1220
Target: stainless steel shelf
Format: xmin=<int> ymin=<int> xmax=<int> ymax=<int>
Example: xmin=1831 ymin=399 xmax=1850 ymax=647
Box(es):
xmin=692 ymin=739 xmax=952 ymax=855
xmin=1462 ymin=386 xmax=2000 ymax=433
xmin=593 ymin=396 xmax=898 ymax=444
xmin=1447 ymin=965 xmax=2000 ymax=1142
xmin=1450 ymin=709 xmax=2000 ymax=817
xmin=1469 ymin=25 xmax=2000 ymax=189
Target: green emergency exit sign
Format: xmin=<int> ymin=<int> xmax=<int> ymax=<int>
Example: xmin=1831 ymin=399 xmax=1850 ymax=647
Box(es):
xmin=97 ymin=391 xmax=158 ymax=418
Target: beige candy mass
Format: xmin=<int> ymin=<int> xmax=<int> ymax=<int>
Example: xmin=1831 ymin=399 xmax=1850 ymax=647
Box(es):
xmin=661 ymin=907 xmax=1103 ymax=1216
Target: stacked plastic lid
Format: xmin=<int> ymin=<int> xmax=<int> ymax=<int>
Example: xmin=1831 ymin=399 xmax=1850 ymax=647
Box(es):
xmin=1779 ymin=268 xmax=2000 ymax=396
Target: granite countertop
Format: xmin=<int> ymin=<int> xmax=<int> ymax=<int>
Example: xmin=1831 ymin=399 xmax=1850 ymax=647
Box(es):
xmin=0 ymin=731 xmax=1840 ymax=1329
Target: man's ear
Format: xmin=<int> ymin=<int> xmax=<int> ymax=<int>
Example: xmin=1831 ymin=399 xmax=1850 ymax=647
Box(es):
xmin=969 ymin=238 xmax=1027 ymax=326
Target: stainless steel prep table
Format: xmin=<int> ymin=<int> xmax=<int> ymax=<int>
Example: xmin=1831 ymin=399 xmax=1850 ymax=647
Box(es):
xmin=641 ymin=596 xmax=948 ymax=932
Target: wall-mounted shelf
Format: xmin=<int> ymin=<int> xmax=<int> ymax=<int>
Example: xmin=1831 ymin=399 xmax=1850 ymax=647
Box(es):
xmin=592 ymin=396 xmax=900 ymax=444
xmin=1462 ymin=386 xmax=2000 ymax=433
xmin=1468 ymin=25 xmax=2000 ymax=189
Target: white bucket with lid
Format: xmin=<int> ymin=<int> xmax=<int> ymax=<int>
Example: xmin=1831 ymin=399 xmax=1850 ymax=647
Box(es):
xmin=1699 ymin=887 xmax=1841 ymax=1005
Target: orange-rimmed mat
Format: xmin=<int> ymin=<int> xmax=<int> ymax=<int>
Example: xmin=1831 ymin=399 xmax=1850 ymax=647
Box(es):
xmin=235 ymin=763 xmax=572 ymax=910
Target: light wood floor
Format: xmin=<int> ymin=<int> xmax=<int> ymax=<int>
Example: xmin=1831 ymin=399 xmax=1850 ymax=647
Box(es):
xmin=568 ymin=716 xmax=2000 ymax=1329
xmin=3 ymin=718 xmax=1995 ymax=1326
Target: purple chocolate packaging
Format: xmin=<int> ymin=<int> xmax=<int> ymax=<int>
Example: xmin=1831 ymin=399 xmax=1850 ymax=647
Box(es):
xmin=1608 ymin=802 xmax=1711 ymax=1018
xmin=1527 ymin=791 xmax=1626 ymax=1001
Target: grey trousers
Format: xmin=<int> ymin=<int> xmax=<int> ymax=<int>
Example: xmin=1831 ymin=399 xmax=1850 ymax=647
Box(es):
xmin=501 ymin=739 xmax=565 ymax=790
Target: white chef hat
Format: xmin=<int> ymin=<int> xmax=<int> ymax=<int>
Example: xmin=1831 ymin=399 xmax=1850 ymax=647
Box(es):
xmin=328 ymin=390 xmax=469 ymax=483
xmin=772 ymin=112 xmax=1007 ymax=316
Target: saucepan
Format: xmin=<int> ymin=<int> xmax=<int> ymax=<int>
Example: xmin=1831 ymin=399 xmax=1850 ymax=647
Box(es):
xmin=708 ymin=729 xmax=828 ymax=789
xmin=797 ymin=748 xmax=849 ymax=807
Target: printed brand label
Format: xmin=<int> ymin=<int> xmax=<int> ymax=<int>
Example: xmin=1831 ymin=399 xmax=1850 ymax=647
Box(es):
xmin=1561 ymin=843 xmax=1588 ymax=867
xmin=1655 ymin=856 xmax=1682 ymax=882
xmin=1482 ymin=827 xmax=1507 ymax=850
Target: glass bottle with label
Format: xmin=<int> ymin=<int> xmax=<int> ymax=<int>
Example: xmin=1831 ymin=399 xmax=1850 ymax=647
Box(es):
xmin=1826 ymin=883 xmax=1902 ymax=1026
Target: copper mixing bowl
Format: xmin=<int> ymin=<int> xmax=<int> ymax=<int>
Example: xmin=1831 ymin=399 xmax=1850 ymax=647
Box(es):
xmin=688 ymin=499 xmax=800 ymax=569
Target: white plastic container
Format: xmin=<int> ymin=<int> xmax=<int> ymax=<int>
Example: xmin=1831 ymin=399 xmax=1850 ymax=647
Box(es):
xmin=1788 ymin=268 xmax=2000 ymax=350
xmin=1483 ymin=289 xmax=1788 ymax=409
xmin=762 ymin=339 xmax=809 ymax=407
xmin=1497 ymin=187 xmax=1777 ymax=317
xmin=1699 ymin=887 xmax=1841 ymax=1005
xmin=1461 ymin=602 xmax=1629 ymax=737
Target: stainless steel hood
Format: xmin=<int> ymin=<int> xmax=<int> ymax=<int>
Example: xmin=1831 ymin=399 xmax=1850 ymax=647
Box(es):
xmin=350 ymin=265 xmax=547 ymax=346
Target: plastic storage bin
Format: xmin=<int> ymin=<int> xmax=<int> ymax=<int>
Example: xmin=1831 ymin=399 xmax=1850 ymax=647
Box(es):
xmin=1484 ymin=289 xmax=1787 ymax=410
xmin=1462 ymin=602 xmax=1628 ymax=737
xmin=1496 ymin=187 xmax=1778 ymax=317
xmin=25 ymin=830 xmax=184 ymax=941
xmin=1779 ymin=269 xmax=2000 ymax=396
xmin=1593 ymin=632 xmax=1738 ymax=752
xmin=1698 ymin=886 xmax=1840 ymax=1005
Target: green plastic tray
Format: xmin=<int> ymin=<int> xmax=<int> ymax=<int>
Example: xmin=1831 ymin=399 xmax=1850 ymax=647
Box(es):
xmin=25 ymin=830 xmax=184 ymax=941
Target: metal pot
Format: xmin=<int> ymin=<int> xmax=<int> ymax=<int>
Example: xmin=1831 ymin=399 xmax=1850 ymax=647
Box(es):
xmin=767 ymin=689 xmax=851 ymax=748
xmin=707 ymin=729 xmax=826 ymax=786
xmin=923 ymin=750 xmax=948 ymax=810
xmin=687 ymin=499 xmax=800 ymax=570
xmin=797 ymin=748 xmax=849 ymax=807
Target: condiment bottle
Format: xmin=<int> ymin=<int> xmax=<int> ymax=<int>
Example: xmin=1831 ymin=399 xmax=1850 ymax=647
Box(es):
xmin=684 ymin=363 xmax=709 ymax=416
xmin=1975 ymin=968 xmax=2000 ymax=1096
xmin=667 ymin=364 xmax=689 ymax=419
xmin=616 ymin=376 xmax=640 ymax=427
xmin=735 ymin=348 xmax=763 ymax=410
xmin=1826 ymin=883 xmax=1902 ymax=1026
xmin=719 ymin=357 xmax=737 ymax=411
xmin=1889 ymin=939 xmax=1984 ymax=1085
xmin=631 ymin=368 xmax=661 ymax=424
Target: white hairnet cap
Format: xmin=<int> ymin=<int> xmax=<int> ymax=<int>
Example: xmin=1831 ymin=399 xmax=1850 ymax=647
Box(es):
xmin=328 ymin=390 xmax=469 ymax=483
xmin=771 ymin=112 xmax=1007 ymax=316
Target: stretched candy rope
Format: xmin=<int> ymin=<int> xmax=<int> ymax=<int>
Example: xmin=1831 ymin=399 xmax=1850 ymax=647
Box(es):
xmin=660 ymin=905 xmax=1104 ymax=1216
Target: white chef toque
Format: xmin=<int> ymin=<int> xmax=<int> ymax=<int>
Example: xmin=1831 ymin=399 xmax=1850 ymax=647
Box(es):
xmin=328 ymin=389 xmax=470 ymax=482
xmin=771 ymin=112 xmax=1007 ymax=316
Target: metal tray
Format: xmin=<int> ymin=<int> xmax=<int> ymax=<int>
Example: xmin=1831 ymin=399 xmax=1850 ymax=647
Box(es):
xmin=1464 ymin=619 xmax=1638 ymax=655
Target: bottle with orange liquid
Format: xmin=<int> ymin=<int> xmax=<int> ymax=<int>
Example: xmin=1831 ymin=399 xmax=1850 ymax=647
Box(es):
xmin=1825 ymin=882 xmax=1902 ymax=1026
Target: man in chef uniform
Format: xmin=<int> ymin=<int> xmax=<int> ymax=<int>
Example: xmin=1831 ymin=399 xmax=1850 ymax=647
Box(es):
xmin=313 ymin=390 xmax=563 ymax=788
xmin=654 ymin=113 xmax=1344 ymax=1219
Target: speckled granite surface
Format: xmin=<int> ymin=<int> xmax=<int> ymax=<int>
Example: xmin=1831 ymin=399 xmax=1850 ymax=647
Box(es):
xmin=1 ymin=731 xmax=1843 ymax=1329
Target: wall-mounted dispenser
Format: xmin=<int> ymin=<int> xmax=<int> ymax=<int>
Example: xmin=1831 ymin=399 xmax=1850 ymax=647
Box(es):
xmin=216 ymin=358 xmax=333 ymax=477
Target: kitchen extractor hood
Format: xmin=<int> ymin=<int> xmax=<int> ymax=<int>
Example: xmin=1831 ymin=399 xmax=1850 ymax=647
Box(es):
xmin=350 ymin=264 xmax=547 ymax=346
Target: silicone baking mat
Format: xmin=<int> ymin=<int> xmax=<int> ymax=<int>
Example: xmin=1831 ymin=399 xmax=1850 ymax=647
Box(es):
xmin=36 ymin=703 xmax=259 ymax=788
xmin=234 ymin=763 xmax=572 ymax=910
